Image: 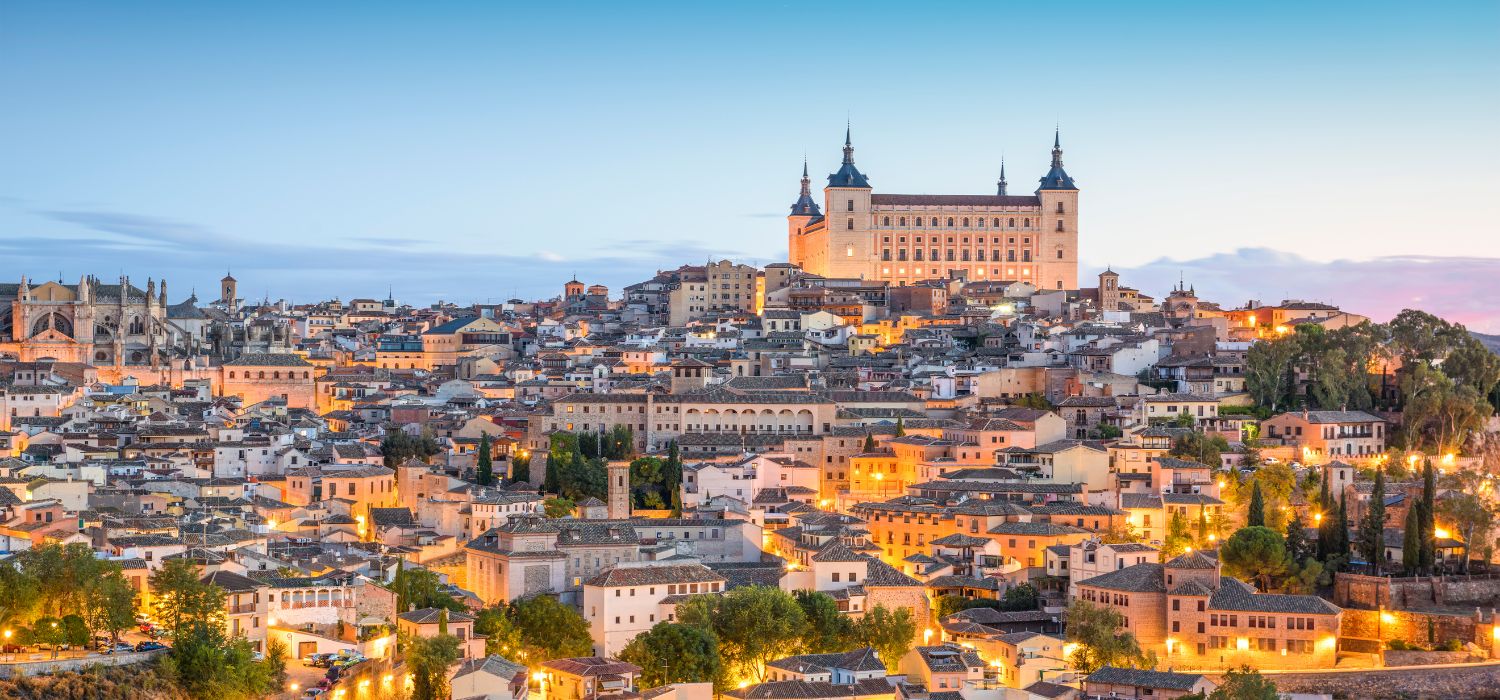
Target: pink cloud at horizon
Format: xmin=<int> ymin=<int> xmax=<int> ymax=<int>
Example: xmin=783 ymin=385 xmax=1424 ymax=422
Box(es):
xmin=1099 ymin=248 xmax=1500 ymax=334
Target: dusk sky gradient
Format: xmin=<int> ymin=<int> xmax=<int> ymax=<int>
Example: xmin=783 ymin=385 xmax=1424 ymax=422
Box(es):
xmin=2 ymin=2 xmax=1497 ymax=327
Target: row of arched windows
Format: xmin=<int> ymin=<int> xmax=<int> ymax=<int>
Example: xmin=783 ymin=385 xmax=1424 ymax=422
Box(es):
xmin=881 ymin=216 xmax=1037 ymax=229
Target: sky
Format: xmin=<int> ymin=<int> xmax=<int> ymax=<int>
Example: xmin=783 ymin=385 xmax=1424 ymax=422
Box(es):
xmin=2 ymin=1 xmax=1497 ymax=328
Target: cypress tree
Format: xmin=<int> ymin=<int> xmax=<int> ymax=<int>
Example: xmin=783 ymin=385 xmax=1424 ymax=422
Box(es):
xmin=476 ymin=433 xmax=493 ymax=486
xmin=1248 ymin=481 xmax=1266 ymax=527
xmin=1419 ymin=460 xmax=1437 ymax=573
xmin=1316 ymin=472 xmax=1333 ymax=560
xmin=1197 ymin=507 xmax=1209 ymax=543
xmin=863 ymin=433 xmax=877 ymax=453
xmin=894 ymin=417 xmax=906 ymax=437
xmin=1359 ymin=470 xmax=1386 ymax=572
xmin=1402 ymin=503 xmax=1422 ymax=575
xmin=1334 ymin=494 xmax=1350 ymax=565
xmin=1286 ymin=510 xmax=1312 ymax=564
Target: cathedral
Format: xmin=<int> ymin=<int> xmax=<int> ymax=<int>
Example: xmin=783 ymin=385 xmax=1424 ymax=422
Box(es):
xmin=0 ymin=272 xmax=292 ymax=366
xmin=788 ymin=129 xmax=1079 ymax=291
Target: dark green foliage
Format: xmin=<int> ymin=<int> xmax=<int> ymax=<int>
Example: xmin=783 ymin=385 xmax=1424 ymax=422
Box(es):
xmin=1220 ymin=526 xmax=1287 ymax=591
xmin=380 ymin=429 xmax=441 ymax=467
xmin=794 ymin=590 xmax=852 ymax=654
xmin=1247 ymin=481 xmax=1265 ymax=527
xmin=475 ymin=433 xmax=494 ymax=486
xmin=1419 ymin=460 xmax=1437 ymax=572
xmin=1403 ymin=503 xmax=1422 ymax=574
xmin=511 ymin=451 xmax=531 ymax=482
xmin=1358 ymin=470 xmax=1386 ymax=571
xmin=619 ymin=622 xmax=724 ymax=688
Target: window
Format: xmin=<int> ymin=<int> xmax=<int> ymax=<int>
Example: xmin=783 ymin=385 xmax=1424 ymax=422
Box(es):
xmin=1057 ymin=248 xmax=1064 ymax=259
xmin=899 ymin=217 xmax=906 ymax=226
xmin=1057 ymin=219 xmax=1065 ymax=231
xmin=883 ymin=216 xmax=890 ymax=225
xmin=847 ymin=199 xmax=854 ymax=212
xmin=947 ymin=217 xmax=954 ymax=227
xmin=847 ymin=218 xmax=854 ymax=230
xmin=1057 ymin=202 xmax=1065 ymax=213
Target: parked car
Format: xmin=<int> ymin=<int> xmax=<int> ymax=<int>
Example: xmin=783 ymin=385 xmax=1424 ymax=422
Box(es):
xmin=302 ymin=689 xmax=326 ymax=699
xmin=135 ymin=641 xmax=167 ymax=652
xmin=109 ymin=643 xmax=135 ymax=654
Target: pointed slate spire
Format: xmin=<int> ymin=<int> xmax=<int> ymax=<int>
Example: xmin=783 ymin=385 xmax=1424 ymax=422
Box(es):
xmin=996 ymin=158 xmax=1008 ymax=196
xmin=789 ymin=156 xmax=821 ymax=217
xmin=828 ymin=124 xmax=870 ymax=188
xmin=1037 ymin=127 xmax=1077 ymax=191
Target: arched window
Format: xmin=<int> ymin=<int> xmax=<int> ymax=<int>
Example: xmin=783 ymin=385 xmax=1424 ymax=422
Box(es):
xmin=946 ymin=218 xmax=955 ymax=227
xmin=993 ymin=218 xmax=1000 ymax=227
xmin=962 ymin=217 xmax=970 ymax=227
xmin=304 ymin=372 xmax=310 ymax=379
xmin=977 ymin=218 xmax=985 ymax=228
xmin=258 ymin=371 xmax=265 ymax=379
xmin=1008 ymin=218 xmax=1016 ymax=227
xmin=272 ymin=371 xmax=280 ymax=379
xmin=1024 ymin=218 xmax=1031 ymax=228
xmin=228 ymin=372 xmax=235 ymax=379
xmin=931 ymin=217 xmax=939 ymax=226
xmin=882 ymin=216 xmax=890 ymax=226
xmin=899 ymin=217 xmax=906 ymax=226
xmin=915 ymin=217 xmax=922 ymax=227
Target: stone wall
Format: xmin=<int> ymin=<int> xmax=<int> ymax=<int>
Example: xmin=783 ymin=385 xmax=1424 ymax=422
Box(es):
xmin=1383 ymin=649 xmax=1479 ymax=666
xmin=0 ymin=649 xmax=165 ymax=679
xmin=1340 ymin=607 xmax=1489 ymax=648
xmin=1335 ymin=571 xmax=1500 ymax=610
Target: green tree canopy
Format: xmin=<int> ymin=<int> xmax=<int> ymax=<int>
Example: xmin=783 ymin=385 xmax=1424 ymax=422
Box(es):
xmin=677 ymin=585 xmax=808 ymax=682
xmin=1220 ymin=526 xmax=1288 ymax=591
xmin=1064 ymin=599 xmax=1153 ymax=673
xmin=511 ymin=594 xmax=594 ymax=660
xmin=852 ymin=605 xmax=917 ymax=671
xmin=619 ymin=622 xmax=724 ymax=688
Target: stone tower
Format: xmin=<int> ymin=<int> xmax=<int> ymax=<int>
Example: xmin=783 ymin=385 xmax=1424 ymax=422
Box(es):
xmin=1036 ymin=128 xmax=1080 ymax=292
xmin=1099 ymin=268 xmax=1121 ymax=312
xmin=221 ymin=271 xmax=238 ymax=313
xmin=606 ymin=460 xmax=631 ymax=519
xmin=822 ymin=125 xmax=874 ymax=279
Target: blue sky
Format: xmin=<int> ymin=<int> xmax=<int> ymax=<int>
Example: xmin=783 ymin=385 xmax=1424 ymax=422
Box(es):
xmin=2 ymin=2 xmax=1497 ymax=326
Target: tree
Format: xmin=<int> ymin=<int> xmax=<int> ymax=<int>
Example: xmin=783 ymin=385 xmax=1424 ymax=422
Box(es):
xmin=33 ymin=616 xmax=63 ymax=654
xmin=1000 ymin=582 xmax=1040 ymax=611
xmin=511 ymin=594 xmax=594 ymax=660
xmin=619 ymin=622 xmax=723 ymax=688
xmin=0 ymin=560 xmax=39 ymax=628
xmin=543 ymin=497 xmax=576 ymax=518
xmin=1334 ymin=494 xmax=1351 ymax=565
xmin=1162 ymin=510 xmax=1193 ymax=558
xmin=1220 ymin=526 xmax=1287 ymax=591
xmin=1170 ymin=433 xmax=1229 ymax=471
xmin=60 ymin=614 xmax=89 ymax=647
xmin=405 ymin=631 xmax=462 ymax=700
xmin=391 ymin=566 xmax=464 ymax=614
xmin=560 ymin=456 xmax=608 ymax=501
xmin=1181 ymin=666 xmax=1279 ymax=700
xmin=476 ymin=433 xmax=494 ymax=486
xmin=475 ymin=605 xmax=524 ymax=659
xmin=1438 ymin=483 xmax=1495 ymax=573
xmin=381 ymin=429 xmax=440 ymax=467
xmin=1247 ymin=337 xmax=1299 ymax=411
xmin=1420 ymin=461 xmax=1437 ymax=572
xmin=1358 ymin=470 xmax=1387 ymax=572
xmin=1064 ymin=599 xmax=1152 ymax=673
xmin=893 ymin=417 xmax=906 ymax=437
xmin=83 ymin=569 xmax=137 ymax=643
xmin=853 ymin=605 xmax=916 ymax=671
xmin=677 ymin=586 xmax=807 ymax=682
xmin=511 ymin=451 xmax=531 ymax=483
xmin=1402 ymin=504 xmax=1422 ymax=574
xmin=149 ymin=559 xmax=225 ymax=642
xmin=794 ymin=590 xmax=853 ymax=654
xmin=1247 ymin=482 xmax=1265 ymax=527
xmin=1285 ymin=511 xmax=1313 ymax=566
xmin=630 ymin=456 xmax=669 ymax=509
xmin=265 ymin=639 xmax=289 ymax=688
xmin=545 ymin=432 xmax=579 ymax=494
xmin=862 ymin=433 xmax=877 ymax=453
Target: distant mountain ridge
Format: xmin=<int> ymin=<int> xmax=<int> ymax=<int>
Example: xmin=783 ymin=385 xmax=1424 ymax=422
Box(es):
xmin=1473 ymin=332 xmax=1500 ymax=354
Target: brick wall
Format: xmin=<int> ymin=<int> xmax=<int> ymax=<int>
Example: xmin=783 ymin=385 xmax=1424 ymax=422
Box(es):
xmin=1335 ymin=572 xmax=1500 ymax=610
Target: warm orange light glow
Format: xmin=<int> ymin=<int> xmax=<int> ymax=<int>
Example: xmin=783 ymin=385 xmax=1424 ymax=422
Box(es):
xmin=1314 ymin=513 xmax=1323 ymax=523
xmin=1381 ymin=612 xmax=1395 ymax=624
xmin=1236 ymin=637 xmax=1249 ymax=650
xmin=1435 ymin=528 xmax=1451 ymax=539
